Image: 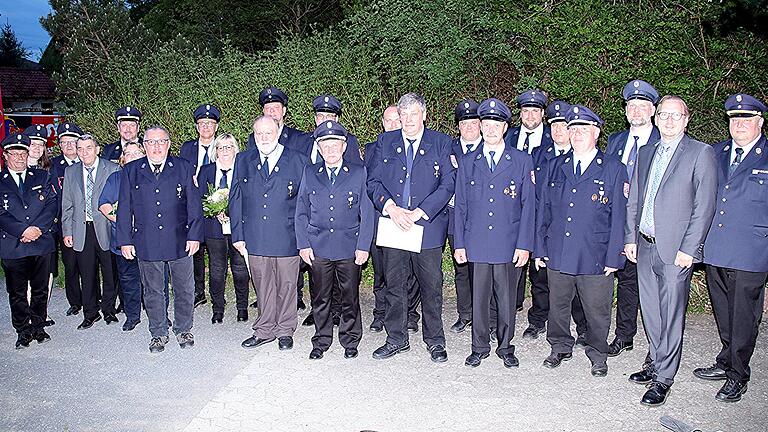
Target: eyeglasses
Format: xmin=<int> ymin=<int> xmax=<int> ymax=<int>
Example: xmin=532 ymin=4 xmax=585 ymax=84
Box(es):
xmin=6 ymin=151 xmax=27 ymax=158
xmin=216 ymin=145 xmax=236 ymax=151
xmin=197 ymin=121 xmax=218 ymax=128
xmin=656 ymin=112 xmax=685 ymax=121
xmin=123 ymin=151 xmax=144 ymax=158
xmin=143 ymin=139 xmax=170 ymax=147
xmin=60 ymin=140 xmax=78 ymax=146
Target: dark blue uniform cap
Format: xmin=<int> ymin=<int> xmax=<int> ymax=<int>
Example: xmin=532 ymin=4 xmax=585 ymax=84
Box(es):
xmin=454 ymin=99 xmax=480 ymax=123
xmin=622 ymin=80 xmax=659 ymax=104
xmin=313 ymin=120 xmax=348 ymax=142
xmin=23 ymin=124 xmax=48 ymax=141
xmin=193 ymin=103 xmax=221 ymax=122
xmin=516 ymin=90 xmax=547 ymax=109
xmin=2 ymin=133 xmax=31 ymax=151
xmin=478 ymin=98 xmax=511 ymax=122
xmin=312 ymin=95 xmax=342 ymax=116
xmin=259 ymin=87 xmax=288 ymax=107
xmin=565 ymin=105 xmax=604 ymax=128
xmin=725 ymin=93 xmax=766 ymax=118
xmin=115 ymin=106 xmax=142 ymax=122
xmin=546 ymin=100 xmax=571 ymax=124
xmin=57 ymin=122 xmax=84 ymax=139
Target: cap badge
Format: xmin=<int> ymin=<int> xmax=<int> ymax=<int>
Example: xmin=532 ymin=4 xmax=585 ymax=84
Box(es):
xmin=555 ymin=104 xmax=560 ymax=110
xmin=464 ymin=102 xmax=470 ymax=108
xmin=324 ymin=96 xmax=329 ymax=102
xmin=634 ymin=81 xmax=640 ymax=88
xmin=267 ymin=88 xmax=272 ymax=94
xmin=16 ymin=134 xmax=22 ymax=140
xmin=65 ymin=124 xmax=70 ymax=129
xmin=326 ymin=121 xmax=333 ymax=128
xmin=206 ymin=104 xmax=211 ymax=110
xmin=490 ymin=100 xmax=496 ymax=108
xmin=736 ymin=95 xmax=743 ymax=102
xmin=573 ymin=107 xmax=579 ymax=114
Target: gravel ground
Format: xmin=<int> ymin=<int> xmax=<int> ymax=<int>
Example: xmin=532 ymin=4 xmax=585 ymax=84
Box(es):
xmin=1 ymin=282 xmax=766 ymax=432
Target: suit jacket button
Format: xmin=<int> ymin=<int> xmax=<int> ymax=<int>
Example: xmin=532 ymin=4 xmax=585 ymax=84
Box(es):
xmin=158 ymin=226 xmax=163 ymax=230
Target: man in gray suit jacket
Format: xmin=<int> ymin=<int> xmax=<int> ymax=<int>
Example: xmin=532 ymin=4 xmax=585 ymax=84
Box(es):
xmin=62 ymin=135 xmax=121 ymax=330
xmin=624 ymin=95 xmax=718 ymax=407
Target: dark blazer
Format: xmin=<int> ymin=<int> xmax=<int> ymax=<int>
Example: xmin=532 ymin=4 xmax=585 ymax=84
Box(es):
xmin=536 ymin=149 xmax=628 ymax=275
xmin=447 ymin=137 xmax=482 ymax=236
xmin=102 ymin=140 xmax=123 ymax=163
xmin=0 ymin=168 xmax=58 ymax=259
xmin=229 ymin=146 xmax=306 ymax=257
xmin=625 ymin=134 xmax=718 ymax=264
xmin=115 ymin=156 xmax=204 ymax=261
xmin=705 ymin=135 xmax=768 ymax=272
xmin=453 ymin=143 xmax=535 ymax=264
xmin=295 ymin=162 xmax=375 ymax=260
xmin=197 ymin=162 xmax=233 ymax=240
xmin=366 ymin=128 xmax=455 ymax=250
xmin=605 ymin=127 xmax=661 ymax=159
xmin=293 ymin=132 xmax=364 ymax=165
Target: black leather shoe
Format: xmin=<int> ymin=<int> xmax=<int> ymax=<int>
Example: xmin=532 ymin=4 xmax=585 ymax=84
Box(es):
xmin=77 ymin=314 xmax=102 ymax=330
xmin=450 ymin=318 xmax=471 ymax=333
xmin=241 ymin=336 xmax=275 ymax=349
xmin=237 ymin=310 xmax=249 ymax=322
xmin=641 ymin=382 xmax=671 ymax=407
xmin=407 ymin=321 xmax=418 ymax=333
xmin=372 ymin=342 xmax=410 ymax=360
xmin=278 ymin=336 xmax=293 ymax=350
xmin=33 ymin=329 xmax=51 ymax=344
xmin=629 ymin=368 xmax=656 ymax=384
xmin=66 ymin=306 xmax=81 ymax=316
xmin=104 ymin=314 xmax=119 ymax=325
xmin=369 ymin=318 xmax=384 ymax=332
xmin=693 ymin=364 xmax=727 ymax=381
xmin=642 ymin=351 xmax=653 ymax=370
xmin=44 ymin=319 xmax=55 ymax=327
xmin=332 ymin=312 xmax=340 ymax=327
xmin=309 ymin=348 xmax=324 ymax=360
xmin=465 ymin=352 xmax=489 ymax=367
xmin=297 ymin=298 xmax=306 ymax=311
xmin=607 ymin=338 xmax=633 ymax=357
xmin=501 ymin=353 xmax=519 ymax=368
xmin=542 ymin=352 xmax=572 ymax=368
xmin=15 ymin=333 xmax=33 ymax=349
xmin=302 ymin=313 xmax=315 ymax=327
xmin=194 ymin=294 xmax=207 ymax=308
xmin=344 ymin=348 xmax=359 ymax=359
xmin=574 ymin=333 xmax=587 ymax=348
xmin=122 ymin=320 xmax=140 ymax=332
xmin=591 ymin=362 xmax=608 ymax=377
xmin=211 ymin=312 xmax=224 ymax=324
xmin=428 ymin=345 xmax=448 ymax=363
xmin=116 ymin=303 xmax=124 ymax=314
xmin=522 ymin=324 xmax=546 ymax=339
xmin=250 ymin=300 xmax=258 ymax=309
xmin=716 ymin=379 xmax=747 ymax=403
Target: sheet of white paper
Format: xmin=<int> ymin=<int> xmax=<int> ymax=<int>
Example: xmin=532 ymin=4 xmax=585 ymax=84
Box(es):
xmin=376 ymin=216 xmax=424 ymax=253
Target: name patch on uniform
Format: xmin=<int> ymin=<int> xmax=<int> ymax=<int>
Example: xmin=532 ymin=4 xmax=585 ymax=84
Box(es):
xmin=752 ymin=169 xmax=768 ymax=175
xmin=31 ymin=185 xmax=42 ymax=191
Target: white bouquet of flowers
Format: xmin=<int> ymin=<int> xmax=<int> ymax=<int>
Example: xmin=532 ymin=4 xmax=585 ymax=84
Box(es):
xmin=203 ymin=184 xmax=229 ymax=218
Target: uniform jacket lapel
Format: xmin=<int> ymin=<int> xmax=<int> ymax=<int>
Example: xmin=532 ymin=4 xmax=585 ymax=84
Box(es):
xmin=731 ymin=135 xmax=767 ymax=179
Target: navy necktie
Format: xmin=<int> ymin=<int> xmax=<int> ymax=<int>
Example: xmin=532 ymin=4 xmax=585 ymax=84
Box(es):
xmin=219 ymin=169 xmax=230 ymax=189
xmin=465 ymin=144 xmax=474 ymax=153
xmin=261 ymin=157 xmax=269 ymax=178
xmin=626 ymin=135 xmax=639 ymax=180
xmin=488 ymin=151 xmax=497 ymax=172
xmin=16 ymin=172 xmax=24 ymax=194
xmin=202 ymin=145 xmax=210 ymax=166
xmin=329 ymin=167 xmax=338 ymax=185
xmin=729 ymin=147 xmax=744 ymax=178
xmin=402 ymin=138 xmax=415 ymax=208
xmin=575 ymin=160 xmax=582 ymax=177
xmin=523 ymin=132 xmax=533 ymax=152
xmin=152 ymin=164 xmax=161 ymax=179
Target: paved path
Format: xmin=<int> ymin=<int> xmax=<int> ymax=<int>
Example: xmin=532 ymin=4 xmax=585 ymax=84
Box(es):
xmin=1 ymin=284 xmax=766 ymax=432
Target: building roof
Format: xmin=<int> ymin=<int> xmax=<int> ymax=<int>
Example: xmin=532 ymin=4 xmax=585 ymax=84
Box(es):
xmin=0 ymin=67 xmax=56 ymax=102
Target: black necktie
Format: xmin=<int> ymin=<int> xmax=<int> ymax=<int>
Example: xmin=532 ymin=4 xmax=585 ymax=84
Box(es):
xmin=627 ymin=135 xmax=640 ymax=180
xmin=16 ymin=172 xmax=24 ymax=194
xmin=402 ymin=139 xmax=415 ymax=208
xmin=261 ymin=157 xmax=269 ymax=178
xmin=575 ymin=160 xmax=582 ymax=177
xmin=523 ymin=132 xmax=533 ymax=152
xmin=557 ymin=149 xmax=564 ymax=157
xmin=219 ymin=169 xmax=230 ymax=189
xmin=152 ymin=164 xmax=162 ymax=178
xmin=202 ymin=146 xmax=210 ymax=166
xmin=465 ymin=144 xmax=474 ymax=153
xmin=329 ymin=167 xmax=338 ymax=185
xmin=488 ymin=151 xmax=497 ymax=172
xmin=729 ymin=147 xmax=744 ymax=177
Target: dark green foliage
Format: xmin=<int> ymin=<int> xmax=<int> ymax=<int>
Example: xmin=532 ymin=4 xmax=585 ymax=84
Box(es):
xmin=0 ymin=23 xmax=31 ymax=67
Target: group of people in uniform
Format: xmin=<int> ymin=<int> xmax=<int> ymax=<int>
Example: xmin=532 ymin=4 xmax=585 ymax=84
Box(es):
xmin=1 ymin=80 xmax=765 ymax=408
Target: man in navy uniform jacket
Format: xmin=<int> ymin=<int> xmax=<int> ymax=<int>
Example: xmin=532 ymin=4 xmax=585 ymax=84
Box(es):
xmin=695 ymin=94 xmax=768 ymax=403
xmin=603 ymin=79 xmax=661 ymax=358
xmin=233 ymin=116 xmax=306 ymax=352
xmin=367 ymin=93 xmax=455 ymax=363
xmin=116 ymin=126 xmax=203 ymax=353
xmin=295 ymin=121 xmax=374 ymax=360
xmin=0 ymin=134 xmax=58 ymax=348
xmin=103 ymin=106 xmax=142 ymax=163
xmin=535 ymin=105 xmax=628 ymax=378
xmin=246 ymin=87 xmax=307 ymax=153
xmin=453 ymin=98 xmax=535 ymax=368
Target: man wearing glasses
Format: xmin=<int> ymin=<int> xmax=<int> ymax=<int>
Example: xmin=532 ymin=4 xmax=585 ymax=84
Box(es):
xmin=179 ymin=103 xmax=221 ymax=309
xmin=0 ymin=134 xmax=58 ymax=349
xmin=103 ymin=106 xmax=142 ymax=163
xmin=116 ymin=126 xmax=203 ymax=353
xmin=625 ymin=95 xmax=717 ymax=406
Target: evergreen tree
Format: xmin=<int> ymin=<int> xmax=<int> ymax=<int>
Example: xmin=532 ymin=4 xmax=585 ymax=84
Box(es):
xmin=0 ymin=23 xmax=31 ymax=67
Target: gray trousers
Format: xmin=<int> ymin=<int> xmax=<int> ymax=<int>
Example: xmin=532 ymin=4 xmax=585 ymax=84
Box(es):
xmin=637 ymin=237 xmax=692 ymax=386
xmin=139 ymin=256 xmax=194 ymax=338
xmin=547 ymin=269 xmax=613 ymax=365
xmin=249 ymin=255 xmax=300 ymax=339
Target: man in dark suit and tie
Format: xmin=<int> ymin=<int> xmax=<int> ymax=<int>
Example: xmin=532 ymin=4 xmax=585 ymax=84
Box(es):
xmin=695 ymin=94 xmax=767 ymax=403
xmin=625 ymin=95 xmax=718 ymax=406
xmin=367 ymin=93 xmax=455 ymax=362
xmin=0 ymin=134 xmax=58 ymax=348
xmin=246 ymin=87 xmax=308 ymax=156
xmin=61 ymin=135 xmax=121 ymax=329
xmin=103 ymin=106 xmax=142 ymax=163
xmin=604 ymin=79 xmax=662 ymax=357
xmin=116 ymin=126 xmax=204 ymax=353
xmin=179 ymin=103 xmax=221 ymax=308
xmin=50 ymin=122 xmax=83 ymax=317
